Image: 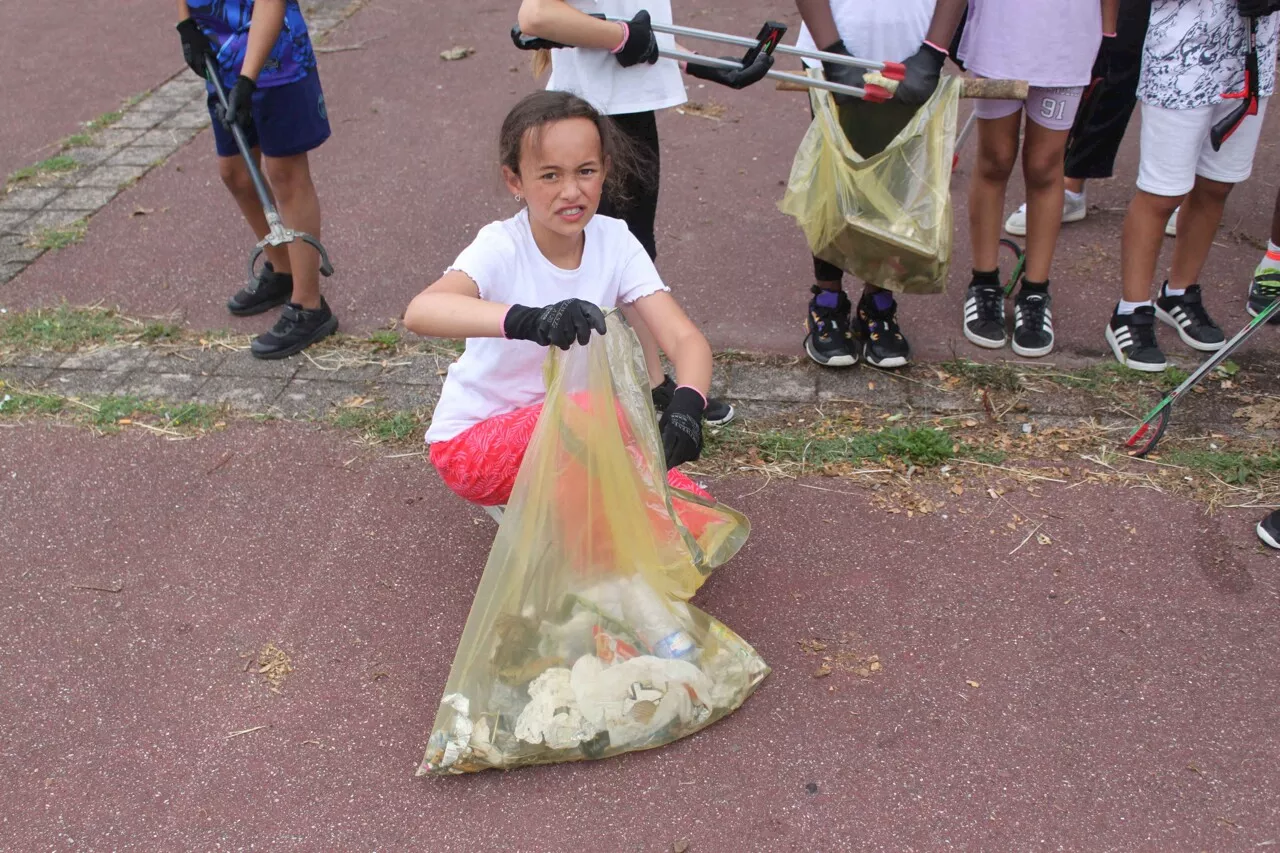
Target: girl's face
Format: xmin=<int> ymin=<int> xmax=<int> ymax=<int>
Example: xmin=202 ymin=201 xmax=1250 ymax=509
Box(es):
xmin=504 ymin=117 xmax=607 ymax=243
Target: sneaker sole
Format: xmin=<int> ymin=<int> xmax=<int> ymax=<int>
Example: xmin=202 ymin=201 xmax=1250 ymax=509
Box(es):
xmin=1011 ymin=337 xmax=1054 ymax=358
xmin=228 ymin=293 xmax=291 ymax=317
xmin=251 ymin=314 xmax=339 ymax=360
xmin=864 ymin=352 xmax=909 ymax=369
xmin=1105 ymin=324 xmax=1166 ymax=372
xmin=1154 ymin=306 xmax=1226 ymax=352
xmin=804 ymin=336 xmax=857 ymax=368
xmin=1004 ymin=218 xmax=1027 ymax=238
xmin=1004 ymin=207 xmax=1085 ymax=238
xmin=1259 ymin=521 xmax=1280 ymax=550
xmin=1062 ymin=206 xmax=1087 ymax=225
xmin=963 ymin=325 xmax=1007 ymax=350
xmin=705 ymin=405 xmax=736 ymax=427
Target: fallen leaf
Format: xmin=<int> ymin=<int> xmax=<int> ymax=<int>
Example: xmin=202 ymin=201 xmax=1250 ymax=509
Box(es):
xmin=440 ymin=46 xmax=476 ymax=61
xmin=855 ymin=667 xmax=871 ymax=678
xmin=966 ymin=680 xmax=980 ymax=688
xmin=869 ymin=661 xmax=882 ymax=672
xmin=131 ymin=207 xmax=155 ymax=217
xmin=950 ymin=484 xmax=964 ymax=496
xmin=814 ymin=664 xmax=832 ymax=678
xmin=1036 ymin=532 xmax=1052 ymax=546
xmin=674 ymin=842 xmax=689 ymax=853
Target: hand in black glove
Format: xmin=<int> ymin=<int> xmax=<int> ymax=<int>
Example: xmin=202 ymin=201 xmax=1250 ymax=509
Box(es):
xmin=685 ymin=51 xmax=774 ymax=90
xmin=820 ymin=40 xmax=866 ymax=108
xmin=219 ymin=75 xmax=257 ymax=133
xmin=1237 ymin=0 xmax=1280 ymax=18
xmin=1090 ymin=34 xmax=1118 ymax=85
xmin=504 ymin=299 xmax=607 ymax=350
xmin=614 ymin=10 xmax=660 ymax=67
xmin=176 ymin=18 xmax=213 ymax=79
xmin=895 ymin=42 xmax=947 ymax=106
xmin=659 ymin=385 xmax=705 ymax=470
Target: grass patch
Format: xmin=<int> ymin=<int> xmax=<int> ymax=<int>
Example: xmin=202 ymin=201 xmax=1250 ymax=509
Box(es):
xmin=329 ymin=407 xmax=421 ymax=444
xmin=6 ymin=154 xmax=78 ymax=186
xmin=85 ymin=109 xmax=124 ymax=132
xmin=1160 ymin=447 xmax=1280 ymax=485
xmin=941 ymin=359 xmax=1024 ymax=393
xmin=62 ymin=133 xmax=94 ymax=149
xmin=0 ymin=386 xmax=222 ymax=433
xmin=368 ymin=329 xmax=401 ymax=351
xmin=0 ymin=305 xmax=135 ymax=351
xmin=27 ymin=220 xmax=88 ymax=251
xmin=710 ymin=422 xmax=957 ymax=469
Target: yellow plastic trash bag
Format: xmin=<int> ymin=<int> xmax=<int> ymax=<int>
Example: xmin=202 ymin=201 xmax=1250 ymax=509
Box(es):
xmin=779 ymin=71 xmax=960 ymax=295
xmin=418 ymin=312 xmax=769 ymax=775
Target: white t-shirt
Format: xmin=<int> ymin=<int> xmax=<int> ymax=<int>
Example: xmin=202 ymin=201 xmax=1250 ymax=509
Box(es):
xmin=1139 ymin=0 xmax=1279 ymax=109
xmin=424 ymin=210 xmax=669 ymax=444
xmin=795 ymin=0 xmax=935 ymax=68
xmin=546 ymin=0 xmax=687 ymax=115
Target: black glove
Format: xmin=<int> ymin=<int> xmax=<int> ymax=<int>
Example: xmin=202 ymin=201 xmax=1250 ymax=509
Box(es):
xmin=1090 ymin=34 xmax=1118 ymax=85
xmin=220 ymin=75 xmax=257 ymax=133
xmin=895 ymin=42 xmax=947 ymax=106
xmin=685 ymin=51 xmax=774 ymax=90
xmin=659 ymin=385 xmax=704 ymax=470
xmin=820 ymin=40 xmax=866 ymax=108
xmin=176 ymin=18 xmax=213 ymax=79
xmin=1237 ymin=0 xmax=1280 ymax=18
xmin=504 ymin=299 xmax=607 ymax=350
xmin=614 ymin=10 xmax=660 ymax=67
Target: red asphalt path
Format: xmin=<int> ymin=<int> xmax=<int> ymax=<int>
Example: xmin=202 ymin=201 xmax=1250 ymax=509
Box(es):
xmin=2 ymin=422 xmax=1278 ymax=850
xmin=0 ymin=1 xmax=177 ymax=181
xmin=3 ymin=0 xmax=1279 ymax=368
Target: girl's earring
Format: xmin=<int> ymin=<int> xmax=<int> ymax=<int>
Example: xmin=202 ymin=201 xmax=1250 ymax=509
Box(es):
xmin=514 ymin=194 xmax=524 ymax=204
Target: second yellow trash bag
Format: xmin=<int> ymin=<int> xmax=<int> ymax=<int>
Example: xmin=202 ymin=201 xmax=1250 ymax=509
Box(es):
xmin=779 ymin=71 xmax=960 ymax=295
xmin=419 ymin=312 xmax=769 ymax=775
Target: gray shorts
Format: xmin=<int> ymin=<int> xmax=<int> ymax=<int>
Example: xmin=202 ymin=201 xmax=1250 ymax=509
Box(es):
xmin=972 ymin=85 xmax=1085 ymax=131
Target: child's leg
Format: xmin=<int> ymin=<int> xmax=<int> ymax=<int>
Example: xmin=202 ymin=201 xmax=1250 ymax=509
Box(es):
xmin=1020 ymin=88 xmax=1081 ymax=283
xmin=217 ymin=152 xmax=291 ymax=274
xmin=262 ymin=152 xmax=323 ymax=309
xmin=969 ymin=110 xmax=1022 ymax=273
xmin=430 ymin=406 xmax=543 ymax=506
xmin=1167 ymin=175 xmax=1234 ymax=291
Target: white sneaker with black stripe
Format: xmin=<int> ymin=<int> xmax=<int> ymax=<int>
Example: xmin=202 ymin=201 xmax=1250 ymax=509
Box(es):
xmin=1105 ymin=304 xmax=1167 ymax=372
xmin=1154 ymin=283 xmax=1225 ymax=352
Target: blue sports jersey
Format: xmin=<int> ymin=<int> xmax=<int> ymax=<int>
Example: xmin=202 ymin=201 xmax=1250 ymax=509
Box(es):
xmin=188 ymin=0 xmax=318 ymax=89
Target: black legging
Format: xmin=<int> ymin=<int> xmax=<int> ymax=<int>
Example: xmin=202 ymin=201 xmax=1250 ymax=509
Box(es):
xmin=598 ymin=110 xmax=661 ymax=261
xmin=1064 ymin=0 xmax=1150 ymax=180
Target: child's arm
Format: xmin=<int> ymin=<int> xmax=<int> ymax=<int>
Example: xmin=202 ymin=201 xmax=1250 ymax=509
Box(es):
xmin=241 ymin=0 xmax=287 ymax=82
xmin=517 ymin=0 xmax=627 ymax=50
xmin=896 ymin=0 xmax=966 ymax=105
xmin=1101 ymin=0 xmax=1120 ymax=36
xmin=176 ymin=2 xmax=213 ymax=78
xmin=624 ymin=293 xmax=712 ymax=396
xmin=404 ymin=272 xmax=606 ymax=348
xmin=404 ymin=272 xmax=509 ymax=339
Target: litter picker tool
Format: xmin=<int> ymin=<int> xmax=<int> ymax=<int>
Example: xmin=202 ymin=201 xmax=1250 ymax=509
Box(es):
xmin=1210 ymin=16 xmax=1259 ymax=152
xmin=204 ymin=62 xmax=334 ymax=283
xmin=1123 ymin=296 xmax=1280 ymax=457
xmin=511 ymin=16 xmax=899 ymax=102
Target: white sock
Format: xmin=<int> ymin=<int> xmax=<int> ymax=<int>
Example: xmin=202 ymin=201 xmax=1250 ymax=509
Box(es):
xmin=1258 ymin=241 xmax=1280 ymax=274
xmin=1162 ymin=282 xmax=1186 ymax=298
xmin=1065 ymin=189 xmax=1084 ymax=202
xmin=1117 ymin=299 xmax=1152 ymax=315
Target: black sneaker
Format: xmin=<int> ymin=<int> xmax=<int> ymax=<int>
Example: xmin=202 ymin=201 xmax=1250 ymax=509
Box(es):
xmin=227 ymin=262 xmax=294 ymax=316
xmin=1155 ymin=283 xmax=1225 ymax=351
xmin=1258 ymin=510 xmax=1280 ymax=549
xmin=652 ymin=375 xmax=736 ymax=427
xmin=1247 ymin=268 xmax=1280 ymax=324
xmin=1012 ymin=287 xmax=1054 ymax=358
xmin=804 ymin=286 xmax=857 ymax=367
xmin=250 ymin=298 xmax=338 ymax=360
xmin=963 ymin=283 xmax=1006 ymax=348
xmin=856 ymin=291 xmax=910 ymax=368
xmin=1105 ymin=304 xmax=1166 ymax=372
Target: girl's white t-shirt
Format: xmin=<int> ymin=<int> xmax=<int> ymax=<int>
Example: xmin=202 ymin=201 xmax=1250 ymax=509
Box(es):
xmin=546 ymin=0 xmax=687 ymax=115
xmin=795 ymin=0 xmax=935 ymax=68
xmin=424 ymin=210 xmax=669 ymax=444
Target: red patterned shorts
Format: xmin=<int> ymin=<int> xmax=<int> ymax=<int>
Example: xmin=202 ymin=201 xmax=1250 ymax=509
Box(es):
xmin=429 ymin=404 xmax=711 ymax=507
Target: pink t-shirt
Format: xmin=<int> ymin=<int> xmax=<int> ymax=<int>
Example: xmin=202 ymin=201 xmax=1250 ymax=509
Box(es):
xmin=957 ymin=0 xmax=1104 ymax=88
